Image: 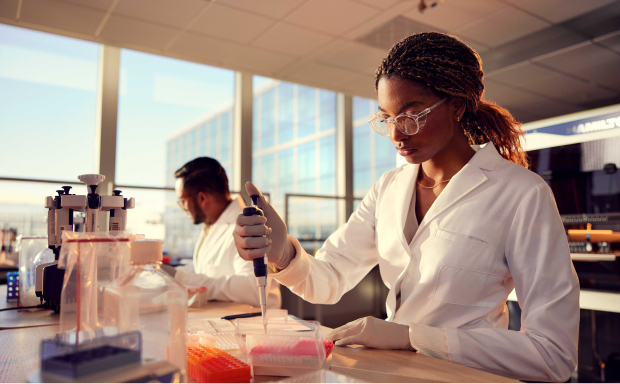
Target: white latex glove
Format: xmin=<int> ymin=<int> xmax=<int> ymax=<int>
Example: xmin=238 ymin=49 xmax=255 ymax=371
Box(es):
xmin=326 ymin=316 xmax=414 ymax=350
xmin=233 ymin=181 xmax=296 ymax=269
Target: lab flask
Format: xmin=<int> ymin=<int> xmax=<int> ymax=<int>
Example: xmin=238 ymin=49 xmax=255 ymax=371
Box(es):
xmin=104 ymin=239 xmax=188 ymax=378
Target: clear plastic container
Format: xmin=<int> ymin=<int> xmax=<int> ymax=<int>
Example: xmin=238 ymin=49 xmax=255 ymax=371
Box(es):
xmin=234 ymin=310 xmax=330 ymax=376
xmin=57 ymin=231 xmax=143 ymax=344
xmin=18 ymin=236 xmax=54 ymax=307
xmin=104 ymin=239 xmax=188 ymax=379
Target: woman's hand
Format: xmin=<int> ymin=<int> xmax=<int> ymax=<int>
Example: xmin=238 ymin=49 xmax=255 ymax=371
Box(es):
xmin=233 ymin=181 xmax=295 ymax=269
xmin=326 ymin=316 xmax=414 ymax=350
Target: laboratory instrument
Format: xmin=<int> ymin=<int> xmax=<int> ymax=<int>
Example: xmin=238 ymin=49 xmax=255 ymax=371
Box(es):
xmin=242 ymin=194 xmax=268 ymax=333
xmin=37 ymin=174 xmax=135 ymax=312
xmin=104 ymin=239 xmax=188 ymax=379
xmin=28 ymin=331 xmax=182 ymax=383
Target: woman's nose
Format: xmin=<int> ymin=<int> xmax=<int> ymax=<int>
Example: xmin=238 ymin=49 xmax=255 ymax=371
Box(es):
xmin=389 ymin=123 xmax=408 ymax=142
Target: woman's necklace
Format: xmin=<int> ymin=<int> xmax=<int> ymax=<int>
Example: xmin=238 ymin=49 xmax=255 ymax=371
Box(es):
xmin=417 ymin=178 xmax=451 ymax=189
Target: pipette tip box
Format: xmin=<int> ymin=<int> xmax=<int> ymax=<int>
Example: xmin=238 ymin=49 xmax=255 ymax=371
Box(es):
xmin=188 ymin=343 xmax=252 ymax=383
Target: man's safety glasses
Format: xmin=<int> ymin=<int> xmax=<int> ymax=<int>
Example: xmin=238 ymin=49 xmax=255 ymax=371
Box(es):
xmin=177 ymin=194 xmax=195 ymax=211
xmin=368 ymin=97 xmax=448 ymax=137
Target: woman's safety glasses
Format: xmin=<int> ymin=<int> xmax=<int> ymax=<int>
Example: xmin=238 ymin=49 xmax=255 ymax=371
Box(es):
xmin=368 ymin=97 xmax=448 ymax=137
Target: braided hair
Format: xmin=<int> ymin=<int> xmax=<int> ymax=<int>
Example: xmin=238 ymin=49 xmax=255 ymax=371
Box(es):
xmin=375 ymin=32 xmax=529 ymax=168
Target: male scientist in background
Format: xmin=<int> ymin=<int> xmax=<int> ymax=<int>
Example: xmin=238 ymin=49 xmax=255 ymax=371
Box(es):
xmin=173 ymin=157 xmax=281 ymax=309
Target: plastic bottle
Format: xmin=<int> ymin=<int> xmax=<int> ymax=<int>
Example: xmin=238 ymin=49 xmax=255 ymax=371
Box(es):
xmin=104 ymin=239 xmax=188 ymax=379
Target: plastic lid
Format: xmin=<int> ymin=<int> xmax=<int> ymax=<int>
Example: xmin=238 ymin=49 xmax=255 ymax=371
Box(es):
xmin=78 ymin=174 xmax=105 ymax=185
xmin=130 ymin=239 xmax=163 ymax=264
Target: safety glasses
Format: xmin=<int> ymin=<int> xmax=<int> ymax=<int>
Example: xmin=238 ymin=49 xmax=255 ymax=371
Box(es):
xmin=368 ymin=97 xmax=448 ymax=137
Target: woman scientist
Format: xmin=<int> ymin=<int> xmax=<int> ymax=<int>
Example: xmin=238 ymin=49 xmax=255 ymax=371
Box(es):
xmin=233 ymin=32 xmax=579 ymax=382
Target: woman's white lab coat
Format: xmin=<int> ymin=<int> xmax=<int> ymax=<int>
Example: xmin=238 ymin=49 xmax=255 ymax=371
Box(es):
xmin=273 ymin=143 xmax=579 ymax=382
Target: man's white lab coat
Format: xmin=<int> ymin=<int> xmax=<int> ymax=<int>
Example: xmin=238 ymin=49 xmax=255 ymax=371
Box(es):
xmin=175 ymin=196 xmax=281 ymax=309
xmin=273 ymin=143 xmax=579 ymax=382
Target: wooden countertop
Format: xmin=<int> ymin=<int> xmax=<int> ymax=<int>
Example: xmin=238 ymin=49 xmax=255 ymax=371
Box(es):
xmin=0 ymin=292 xmax=516 ymax=383
xmin=330 ymin=346 xmax=516 ymax=383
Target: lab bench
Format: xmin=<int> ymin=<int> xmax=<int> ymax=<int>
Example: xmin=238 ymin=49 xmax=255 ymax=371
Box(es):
xmin=0 ymin=285 xmax=516 ymax=383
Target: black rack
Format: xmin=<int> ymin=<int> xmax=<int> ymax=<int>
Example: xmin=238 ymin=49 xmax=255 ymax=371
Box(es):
xmin=561 ymin=213 xmax=620 ymax=225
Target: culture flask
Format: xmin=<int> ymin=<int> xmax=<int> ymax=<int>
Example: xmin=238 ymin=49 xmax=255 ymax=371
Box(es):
xmin=104 ymin=239 xmax=188 ymax=379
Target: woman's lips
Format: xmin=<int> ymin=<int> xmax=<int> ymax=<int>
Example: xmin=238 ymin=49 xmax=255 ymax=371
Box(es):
xmin=397 ymin=148 xmax=416 ymax=156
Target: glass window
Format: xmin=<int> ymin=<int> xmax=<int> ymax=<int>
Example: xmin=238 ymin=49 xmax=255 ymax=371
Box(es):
xmin=298 ymin=85 xmax=316 ymax=138
xmin=353 ymin=125 xmax=372 ymax=195
xmin=199 ymin=125 xmax=207 ymax=157
xmin=261 ymin=89 xmax=275 ymax=150
xmin=320 ymin=90 xmax=336 ymax=131
xmin=116 ymin=48 xmax=234 ymax=188
xmin=209 ymin=119 xmax=218 ymax=157
xmin=0 ymin=24 xmax=99 ymax=181
xmin=0 ymin=25 xmax=99 ymax=239
xmin=298 ymin=141 xmax=316 ymax=193
xmin=221 ymin=112 xmax=231 ymax=164
xmin=0 ymin=181 xmax=84 ymax=238
xmin=116 ymin=48 xmax=234 ymax=258
xmin=278 ymin=82 xmax=295 ymax=144
xmin=319 ymin=136 xmax=336 ymax=195
xmin=252 ymin=76 xmax=337 ymax=243
xmin=353 ymin=96 xmax=396 ymax=198
xmin=278 ymin=148 xmax=295 ymax=192
xmin=190 ymin=130 xmax=197 ymax=159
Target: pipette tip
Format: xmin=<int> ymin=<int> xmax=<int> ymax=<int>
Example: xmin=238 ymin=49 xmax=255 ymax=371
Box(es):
xmin=261 ymin=304 xmax=267 ymax=334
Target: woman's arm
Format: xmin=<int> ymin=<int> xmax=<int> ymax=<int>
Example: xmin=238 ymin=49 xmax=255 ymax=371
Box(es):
xmin=271 ymin=174 xmax=387 ymax=305
xmin=409 ymin=182 xmax=579 ymax=382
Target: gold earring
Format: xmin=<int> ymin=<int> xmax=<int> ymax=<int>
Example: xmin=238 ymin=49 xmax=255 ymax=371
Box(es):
xmin=456 ymin=116 xmax=460 ymax=122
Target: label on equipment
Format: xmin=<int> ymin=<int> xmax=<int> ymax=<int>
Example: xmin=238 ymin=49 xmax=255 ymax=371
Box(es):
xmin=110 ymin=219 xmax=120 ymax=231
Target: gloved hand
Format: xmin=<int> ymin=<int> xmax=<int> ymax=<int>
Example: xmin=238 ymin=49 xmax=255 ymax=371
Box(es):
xmin=326 ymin=316 xmax=414 ymax=350
xmin=233 ymin=181 xmax=296 ymax=269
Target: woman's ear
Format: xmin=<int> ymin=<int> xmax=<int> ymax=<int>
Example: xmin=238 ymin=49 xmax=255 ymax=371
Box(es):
xmin=452 ymin=97 xmax=467 ymax=120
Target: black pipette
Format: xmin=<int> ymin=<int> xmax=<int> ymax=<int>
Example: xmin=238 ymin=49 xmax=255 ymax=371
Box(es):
xmin=242 ymin=194 xmax=268 ymax=333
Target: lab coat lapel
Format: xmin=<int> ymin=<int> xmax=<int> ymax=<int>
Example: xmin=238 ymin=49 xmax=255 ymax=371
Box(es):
xmin=394 ymin=163 xmax=419 ymax=253
xmin=418 ymin=164 xmax=488 ymax=229
xmin=417 ymin=143 xmax=502 ymax=230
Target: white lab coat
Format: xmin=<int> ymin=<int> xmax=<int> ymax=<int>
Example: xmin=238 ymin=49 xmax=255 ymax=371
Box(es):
xmin=175 ymin=196 xmax=281 ymax=309
xmin=273 ymin=143 xmax=579 ymax=382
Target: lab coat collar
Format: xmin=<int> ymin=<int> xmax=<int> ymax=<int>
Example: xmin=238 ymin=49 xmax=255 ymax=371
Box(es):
xmin=468 ymin=142 xmax=502 ymax=171
xmin=212 ymin=196 xmax=246 ymax=226
xmin=420 ymin=142 xmax=500 ymax=225
xmin=393 ymin=142 xmax=500 ymax=246
xmin=193 ymin=196 xmax=245 ymax=261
